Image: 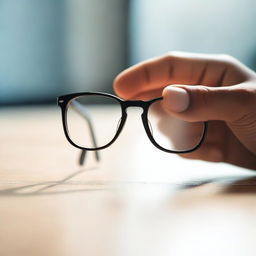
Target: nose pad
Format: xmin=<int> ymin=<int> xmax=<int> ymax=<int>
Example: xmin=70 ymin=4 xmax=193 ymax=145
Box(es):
xmin=148 ymin=119 xmax=153 ymax=135
xmin=116 ymin=118 xmax=122 ymax=132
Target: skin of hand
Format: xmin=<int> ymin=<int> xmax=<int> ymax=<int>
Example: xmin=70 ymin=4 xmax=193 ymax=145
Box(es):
xmin=113 ymin=52 xmax=256 ymax=170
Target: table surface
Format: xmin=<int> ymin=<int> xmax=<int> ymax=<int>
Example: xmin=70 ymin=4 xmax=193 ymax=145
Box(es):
xmin=0 ymin=106 xmax=256 ymax=256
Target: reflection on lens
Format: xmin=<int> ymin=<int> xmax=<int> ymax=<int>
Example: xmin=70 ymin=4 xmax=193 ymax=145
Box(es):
xmin=66 ymin=94 xmax=122 ymax=149
xmin=147 ymin=100 xmax=205 ymax=151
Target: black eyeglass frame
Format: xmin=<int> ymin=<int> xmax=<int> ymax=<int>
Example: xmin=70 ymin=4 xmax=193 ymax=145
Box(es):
xmin=58 ymin=92 xmax=208 ymax=156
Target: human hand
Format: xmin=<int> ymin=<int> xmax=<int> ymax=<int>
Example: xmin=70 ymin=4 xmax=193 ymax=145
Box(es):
xmin=113 ymin=52 xmax=256 ymax=170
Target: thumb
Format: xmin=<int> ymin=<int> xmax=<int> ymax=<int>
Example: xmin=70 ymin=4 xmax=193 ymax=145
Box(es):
xmin=162 ymin=83 xmax=255 ymax=122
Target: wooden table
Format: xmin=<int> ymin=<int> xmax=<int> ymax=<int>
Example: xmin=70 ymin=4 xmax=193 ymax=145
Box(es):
xmin=0 ymin=106 xmax=256 ymax=256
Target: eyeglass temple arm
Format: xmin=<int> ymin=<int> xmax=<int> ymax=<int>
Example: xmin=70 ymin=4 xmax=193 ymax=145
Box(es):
xmin=70 ymin=101 xmax=100 ymax=165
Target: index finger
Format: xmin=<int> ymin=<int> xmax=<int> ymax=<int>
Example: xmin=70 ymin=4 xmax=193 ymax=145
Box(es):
xmin=113 ymin=52 xmax=230 ymax=100
xmin=113 ymin=55 xmax=174 ymax=99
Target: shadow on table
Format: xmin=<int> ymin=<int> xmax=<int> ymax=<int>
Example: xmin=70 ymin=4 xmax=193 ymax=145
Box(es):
xmin=0 ymin=167 xmax=111 ymax=196
xmin=0 ymin=167 xmax=256 ymax=197
xmin=180 ymin=175 xmax=256 ymax=194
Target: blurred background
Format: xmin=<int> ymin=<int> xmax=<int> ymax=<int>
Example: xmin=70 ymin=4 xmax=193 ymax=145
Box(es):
xmin=0 ymin=0 xmax=255 ymax=105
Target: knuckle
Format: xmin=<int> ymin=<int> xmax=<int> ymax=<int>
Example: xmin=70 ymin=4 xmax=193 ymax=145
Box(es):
xmin=164 ymin=51 xmax=184 ymax=61
xmin=163 ymin=52 xmax=176 ymax=62
xmin=216 ymin=54 xmax=242 ymax=70
xmin=166 ymin=51 xmax=180 ymax=57
xmin=217 ymin=54 xmax=236 ymax=63
xmin=193 ymin=85 xmax=211 ymax=107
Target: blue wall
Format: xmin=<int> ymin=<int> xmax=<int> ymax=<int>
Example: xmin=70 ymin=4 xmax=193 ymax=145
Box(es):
xmin=0 ymin=0 xmax=128 ymax=104
xmin=129 ymin=0 xmax=256 ymax=70
xmin=0 ymin=0 xmax=66 ymax=104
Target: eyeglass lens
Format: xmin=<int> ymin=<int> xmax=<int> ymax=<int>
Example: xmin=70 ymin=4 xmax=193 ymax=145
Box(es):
xmin=147 ymin=100 xmax=205 ymax=151
xmin=66 ymin=94 xmax=122 ymax=149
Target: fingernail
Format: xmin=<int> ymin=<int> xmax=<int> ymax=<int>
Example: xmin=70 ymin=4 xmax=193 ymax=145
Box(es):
xmin=163 ymin=86 xmax=190 ymax=112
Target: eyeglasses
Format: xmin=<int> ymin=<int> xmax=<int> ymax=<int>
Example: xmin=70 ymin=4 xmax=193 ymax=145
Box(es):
xmin=57 ymin=92 xmax=208 ymax=165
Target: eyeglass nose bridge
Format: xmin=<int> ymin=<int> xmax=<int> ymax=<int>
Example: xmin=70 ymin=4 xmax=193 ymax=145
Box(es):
xmin=121 ymin=100 xmax=150 ymax=112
